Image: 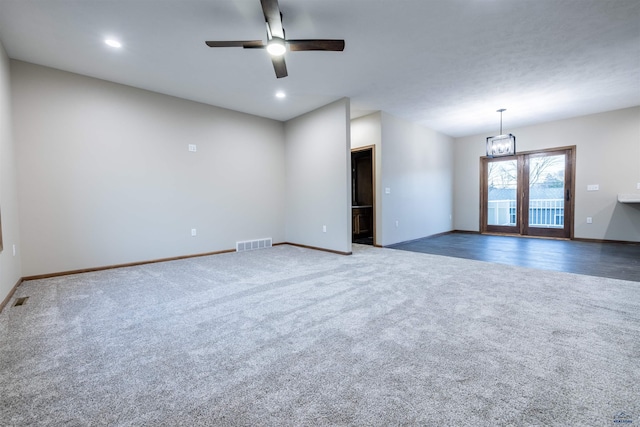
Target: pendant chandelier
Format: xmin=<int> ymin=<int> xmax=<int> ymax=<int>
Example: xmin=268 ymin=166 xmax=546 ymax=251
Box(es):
xmin=486 ymin=108 xmax=516 ymax=158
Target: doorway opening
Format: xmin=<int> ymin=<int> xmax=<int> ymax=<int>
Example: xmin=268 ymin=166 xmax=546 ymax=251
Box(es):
xmin=351 ymin=146 xmax=375 ymax=245
xmin=480 ymin=146 xmax=575 ymax=239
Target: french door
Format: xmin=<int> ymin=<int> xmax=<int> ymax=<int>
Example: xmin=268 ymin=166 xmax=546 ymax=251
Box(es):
xmin=481 ymin=146 xmax=575 ymax=239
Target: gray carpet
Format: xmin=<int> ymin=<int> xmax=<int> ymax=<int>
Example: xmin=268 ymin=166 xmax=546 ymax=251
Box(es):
xmin=1 ymin=244 xmax=638 ymax=426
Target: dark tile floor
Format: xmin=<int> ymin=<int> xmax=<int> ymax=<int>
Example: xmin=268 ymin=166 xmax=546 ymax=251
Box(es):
xmin=388 ymin=232 xmax=640 ymax=282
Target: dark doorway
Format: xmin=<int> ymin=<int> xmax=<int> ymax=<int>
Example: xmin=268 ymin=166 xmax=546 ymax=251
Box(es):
xmin=351 ymin=146 xmax=375 ymax=245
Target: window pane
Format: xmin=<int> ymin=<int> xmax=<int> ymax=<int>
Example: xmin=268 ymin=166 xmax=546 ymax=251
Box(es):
xmin=528 ymin=155 xmax=565 ymax=228
xmin=487 ymin=160 xmax=517 ymax=226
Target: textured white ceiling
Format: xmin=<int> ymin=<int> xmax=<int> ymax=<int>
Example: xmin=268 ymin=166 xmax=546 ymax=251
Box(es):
xmin=0 ymin=0 xmax=638 ymax=137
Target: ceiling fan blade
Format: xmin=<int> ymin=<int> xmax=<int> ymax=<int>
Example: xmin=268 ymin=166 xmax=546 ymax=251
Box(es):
xmin=271 ymin=55 xmax=288 ymax=78
xmin=261 ymin=0 xmax=284 ymax=39
xmin=287 ymin=39 xmax=345 ymax=52
xmin=205 ymin=40 xmax=264 ymax=48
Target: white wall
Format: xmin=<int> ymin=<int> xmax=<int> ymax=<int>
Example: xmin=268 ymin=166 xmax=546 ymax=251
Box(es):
xmin=379 ymin=112 xmax=454 ymax=246
xmin=0 ymin=41 xmax=22 ymax=303
xmin=285 ymin=98 xmax=352 ymax=254
xmin=454 ymin=107 xmax=640 ymax=242
xmin=351 ymin=112 xmax=382 ymax=244
xmin=351 ymin=112 xmax=382 ymax=150
xmin=12 ymin=61 xmax=286 ymax=276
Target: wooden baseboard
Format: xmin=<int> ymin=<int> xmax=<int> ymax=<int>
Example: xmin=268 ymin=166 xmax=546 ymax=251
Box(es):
xmin=20 ymin=242 xmax=353 ymax=284
xmin=21 ymin=248 xmax=237 ymax=282
xmin=0 ymin=277 xmax=24 ymax=314
xmin=15 ymin=241 xmax=356 ymax=293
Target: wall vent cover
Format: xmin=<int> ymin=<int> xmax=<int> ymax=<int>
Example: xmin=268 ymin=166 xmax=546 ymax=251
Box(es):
xmin=236 ymin=238 xmax=272 ymax=252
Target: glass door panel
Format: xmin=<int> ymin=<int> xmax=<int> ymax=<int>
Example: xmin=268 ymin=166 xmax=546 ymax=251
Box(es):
xmin=487 ymin=159 xmax=518 ymax=226
xmin=483 ymin=157 xmax=520 ymax=234
xmin=528 ymin=154 xmax=565 ymax=229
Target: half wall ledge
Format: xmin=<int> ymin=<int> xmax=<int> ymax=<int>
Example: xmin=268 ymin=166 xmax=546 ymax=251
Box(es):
xmin=617 ymin=194 xmax=640 ymax=203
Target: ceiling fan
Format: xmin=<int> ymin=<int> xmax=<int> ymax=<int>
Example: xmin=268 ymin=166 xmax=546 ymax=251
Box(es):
xmin=205 ymin=0 xmax=345 ymax=78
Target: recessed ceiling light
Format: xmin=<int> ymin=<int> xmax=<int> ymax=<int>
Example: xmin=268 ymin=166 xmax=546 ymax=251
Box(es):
xmin=104 ymin=39 xmax=122 ymax=48
xmin=275 ymin=91 xmax=286 ymax=99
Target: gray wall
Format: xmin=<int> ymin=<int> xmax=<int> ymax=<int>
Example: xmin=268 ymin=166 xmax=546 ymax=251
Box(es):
xmin=285 ymin=98 xmax=352 ymax=253
xmin=0 ymin=42 xmax=22 ymax=300
xmin=379 ymin=112 xmax=454 ymax=246
xmin=12 ymin=61 xmax=287 ymax=276
xmin=351 ymin=112 xmax=382 ymax=244
xmin=5 ymin=54 xmax=639 ymax=307
xmin=454 ymin=107 xmax=640 ymax=241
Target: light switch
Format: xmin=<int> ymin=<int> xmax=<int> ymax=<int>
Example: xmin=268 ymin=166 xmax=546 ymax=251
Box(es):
xmin=637 ymin=182 xmax=640 ymax=190
xmin=385 ymin=188 xmax=391 ymax=194
xmin=587 ymin=184 xmax=599 ymax=191
xmin=188 ymin=144 xmax=197 ymax=152
xmin=586 ymin=217 xmax=593 ymax=224
xmin=191 ymin=228 xmax=197 ymax=236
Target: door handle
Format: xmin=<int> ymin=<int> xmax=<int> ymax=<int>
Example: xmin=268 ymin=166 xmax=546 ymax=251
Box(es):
xmin=566 ymin=189 xmax=570 ymax=201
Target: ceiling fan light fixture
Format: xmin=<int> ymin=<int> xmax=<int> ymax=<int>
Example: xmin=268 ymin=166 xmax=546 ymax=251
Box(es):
xmin=104 ymin=39 xmax=122 ymax=48
xmin=266 ymin=37 xmax=286 ymax=56
xmin=204 ymin=0 xmax=344 ymax=78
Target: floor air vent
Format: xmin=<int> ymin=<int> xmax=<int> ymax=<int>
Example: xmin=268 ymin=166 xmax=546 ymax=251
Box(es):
xmin=13 ymin=297 xmax=29 ymax=307
xmin=236 ymin=238 xmax=272 ymax=252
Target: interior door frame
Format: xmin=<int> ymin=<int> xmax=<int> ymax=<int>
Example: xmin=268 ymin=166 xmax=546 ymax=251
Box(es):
xmin=480 ymin=145 xmax=576 ymax=239
xmin=351 ymin=145 xmax=376 ymax=246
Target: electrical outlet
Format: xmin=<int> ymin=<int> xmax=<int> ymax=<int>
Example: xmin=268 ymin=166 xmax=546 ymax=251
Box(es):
xmin=191 ymin=228 xmax=197 ymax=236
xmin=385 ymin=188 xmax=391 ymax=194
xmin=188 ymin=144 xmax=197 ymax=152
xmin=586 ymin=217 xmax=593 ymax=224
